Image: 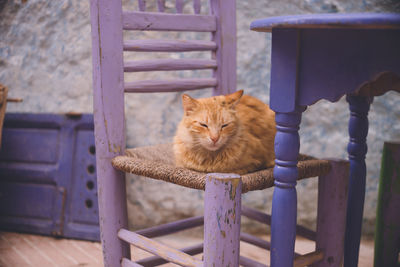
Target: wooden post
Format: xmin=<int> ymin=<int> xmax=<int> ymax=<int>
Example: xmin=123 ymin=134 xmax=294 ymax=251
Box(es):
xmin=90 ymin=0 xmax=130 ymax=266
xmin=344 ymin=95 xmax=371 ymax=267
xmin=374 ymin=142 xmax=400 ymax=267
xmin=312 ymin=159 xmax=349 ymax=267
xmin=271 ymin=106 xmax=305 ymax=267
xmin=204 ymin=173 xmax=242 ymax=267
xmin=209 ymin=0 xmax=237 ymax=95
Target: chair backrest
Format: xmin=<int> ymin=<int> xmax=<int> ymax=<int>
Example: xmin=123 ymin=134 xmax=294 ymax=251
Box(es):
xmin=90 ymin=1 xmax=236 ymax=265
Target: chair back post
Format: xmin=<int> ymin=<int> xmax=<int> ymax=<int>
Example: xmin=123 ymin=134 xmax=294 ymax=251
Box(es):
xmin=90 ymin=0 xmax=130 ymax=266
xmin=210 ymin=0 xmax=237 ymax=95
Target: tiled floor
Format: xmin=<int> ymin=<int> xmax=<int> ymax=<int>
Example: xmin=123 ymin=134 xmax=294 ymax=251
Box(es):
xmin=0 ymin=231 xmax=374 ymax=267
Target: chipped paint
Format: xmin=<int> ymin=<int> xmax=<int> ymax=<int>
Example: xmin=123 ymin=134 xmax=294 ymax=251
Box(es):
xmin=220 ymin=230 xmax=226 ymax=238
xmin=228 ymin=178 xmax=240 ymax=200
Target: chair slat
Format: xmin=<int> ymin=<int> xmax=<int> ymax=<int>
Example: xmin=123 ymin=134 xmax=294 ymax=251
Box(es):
xmin=124 ymin=59 xmax=217 ymax=72
xmin=176 ymin=0 xmax=183 ymax=13
xmin=123 ymin=11 xmax=217 ymax=32
xmin=124 ymin=40 xmax=217 ymax=52
xmin=118 ymin=229 xmax=203 ymax=267
xmin=138 ymin=0 xmax=145 ymax=11
xmin=125 ymin=78 xmax=217 ymax=93
xmin=193 ymin=0 xmax=201 ymax=14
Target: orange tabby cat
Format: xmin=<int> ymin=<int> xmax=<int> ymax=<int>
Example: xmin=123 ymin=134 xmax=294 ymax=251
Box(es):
xmin=173 ymin=90 xmax=276 ymax=174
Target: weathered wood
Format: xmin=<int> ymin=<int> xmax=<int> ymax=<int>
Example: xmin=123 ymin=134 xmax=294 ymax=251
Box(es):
xmin=209 ymin=0 xmax=236 ymax=95
xmin=138 ymin=0 xmax=145 ymax=11
xmin=0 ymin=84 xmax=8 ymax=148
xmin=124 ymin=59 xmax=217 ymax=72
xmin=241 ymin=206 xmax=316 ymax=241
xmin=294 ymin=251 xmax=324 ymax=267
xmin=124 ymin=78 xmax=217 ymax=93
xmin=175 ymin=0 xmax=183 ymax=13
xmin=193 ymin=0 xmax=201 ymax=14
xmin=204 ymin=173 xmax=241 ymax=267
xmin=90 ymin=0 xmax=130 ymax=266
xmin=123 ymin=39 xmax=217 ymax=52
xmin=118 ymin=229 xmax=203 ymax=267
xmin=374 ymin=142 xmax=400 ymax=267
xmin=122 ymin=258 xmax=144 ymax=267
xmin=123 ymin=11 xmax=217 ymax=32
xmin=136 ymin=216 xmax=203 ymax=238
xmin=312 ymin=159 xmax=349 ymax=267
xmin=239 ymin=256 xmax=268 ymax=267
xmin=6 ymin=98 xmax=23 ymax=102
xmin=136 ymin=243 xmax=203 ymax=266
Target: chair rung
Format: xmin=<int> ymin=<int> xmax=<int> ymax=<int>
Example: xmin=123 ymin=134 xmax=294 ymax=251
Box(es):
xmin=136 ymin=216 xmax=204 ymax=238
xmin=240 ymin=232 xmax=271 ymax=250
xmin=124 ymin=59 xmax=217 ymax=72
xmin=123 ymin=11 xmax=217 ymax=32
xmin=293 ymin=251 xmax=324 ymax=267
xmin=239 ymin=256 xmax=268 ymax=267
xmin=122 ymin=258 xmax=144 ymax=267
xmin=123 ymin=40 xmax=217 ymax=52
xmin=124 ymin=78 xmax=217 ymax=93
xmin=118 ymin=229 xmax=203 ymax=267
xmin=240 ymin=232 xmax=301 ymax=257
xmin=136 ymin=243 xmax=203 ymax=266
xmin=242 ymin=206 xmax=316 ymax=241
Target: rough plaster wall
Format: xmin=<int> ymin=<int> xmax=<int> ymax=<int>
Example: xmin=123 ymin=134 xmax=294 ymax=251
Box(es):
xmin=1 ymin=0 xmax=399 ymax=234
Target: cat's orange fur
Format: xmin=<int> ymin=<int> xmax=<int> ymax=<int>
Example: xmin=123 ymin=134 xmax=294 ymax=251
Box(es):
xmin=173 ymin=90 xmax=276 ymax=174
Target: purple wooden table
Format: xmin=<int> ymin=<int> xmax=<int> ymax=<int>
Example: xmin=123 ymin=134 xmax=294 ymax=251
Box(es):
xmin=251 ymin=13 xmax=400 ymax=267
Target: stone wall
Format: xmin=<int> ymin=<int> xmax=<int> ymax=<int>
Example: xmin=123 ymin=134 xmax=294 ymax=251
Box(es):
xmin=1 ymin=0 xmax=399 ymax=235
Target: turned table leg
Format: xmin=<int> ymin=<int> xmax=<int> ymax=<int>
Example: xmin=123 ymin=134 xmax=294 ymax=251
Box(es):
xmin=271 ymin=106 xmax=306 ymax=267
xmin=344 ymin=95 xmax=371 ymax=267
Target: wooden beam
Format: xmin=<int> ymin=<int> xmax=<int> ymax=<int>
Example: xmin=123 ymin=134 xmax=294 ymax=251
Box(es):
xmin=123 ymin=11 xmax=217 ymax=32
xmin=136 ymin=216 xmax=204 ymax=238
xmin=125 ymin=78 xmax=217 ymax=93
xmin=123 ymin=40 xmax=217 ymax=52
xmin=118 ymin=229 xmax=203 ymax=267
xmin=124 ymin=59 xmax=217 ymax=72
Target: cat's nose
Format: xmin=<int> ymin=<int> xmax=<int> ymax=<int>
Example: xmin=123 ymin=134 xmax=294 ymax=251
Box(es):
xmin=210 ymin=135 xmax=219 ymax=144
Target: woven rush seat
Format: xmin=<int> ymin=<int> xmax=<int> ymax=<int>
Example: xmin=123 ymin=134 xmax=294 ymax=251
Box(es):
xmin=111 ymin=143 xmax=331 ymax=193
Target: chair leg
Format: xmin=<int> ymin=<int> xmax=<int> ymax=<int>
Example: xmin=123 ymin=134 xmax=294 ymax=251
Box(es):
xmin=312 ymin=159 xmax=349 ymax=267
xmin=97 ymin=159 xmax=130 ymax=267
xmin=374 ymin=142 xmax=400 ymax=267
xmin=204 ymin=173 xmax=242 ymax=267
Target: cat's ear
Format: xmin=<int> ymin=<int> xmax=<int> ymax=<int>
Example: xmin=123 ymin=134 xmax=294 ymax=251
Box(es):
xmin=225 ymin=90 xmax=244 ymax=109
xmin=182 ymin=94 xmax=199 ymax=115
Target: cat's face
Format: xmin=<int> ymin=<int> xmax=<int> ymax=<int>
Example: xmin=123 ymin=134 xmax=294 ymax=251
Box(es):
xmin=180 ymin=90 xmax=243 ymax=151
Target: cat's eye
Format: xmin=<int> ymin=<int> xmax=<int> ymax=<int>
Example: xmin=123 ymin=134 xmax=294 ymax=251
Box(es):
xmin=221 ymin=123 xmax=229 ymax=129
xmin=199 ymin=123 xmax=208 ymax=128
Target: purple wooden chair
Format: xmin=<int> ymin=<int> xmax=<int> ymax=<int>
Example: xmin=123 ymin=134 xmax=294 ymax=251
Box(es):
xmin=90 ymin=1 xmax=349 ymax=266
